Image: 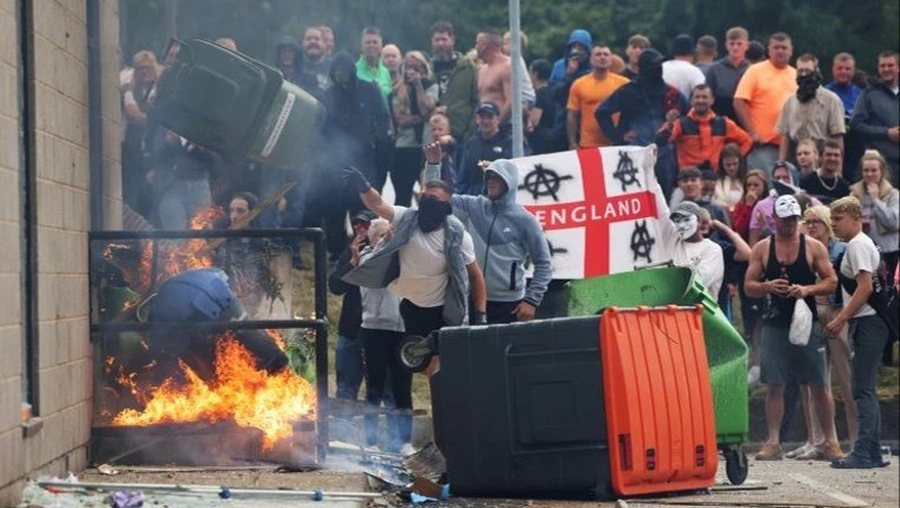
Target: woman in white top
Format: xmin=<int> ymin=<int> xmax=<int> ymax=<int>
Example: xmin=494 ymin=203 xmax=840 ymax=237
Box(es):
xmin=714 ymin=143 xmax=746 ymax=213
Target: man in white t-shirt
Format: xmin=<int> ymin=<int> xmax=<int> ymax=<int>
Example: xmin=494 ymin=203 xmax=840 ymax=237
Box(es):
xmin=343 ymin=168 xmax=487 ymax=338
xmin=658 ymin=199 xmax=725 ymax=297
xmin=827 ymin=196 xmax=892 ymax=469
xmin=644 ymin=152 xmax=723 ymax=295
xmin=662 ymin=34 xmax=706 ymax=99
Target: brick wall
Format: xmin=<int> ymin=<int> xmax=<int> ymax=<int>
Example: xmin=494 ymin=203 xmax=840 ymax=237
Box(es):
xmin=0 ymin=0 xmax=120 ymax=505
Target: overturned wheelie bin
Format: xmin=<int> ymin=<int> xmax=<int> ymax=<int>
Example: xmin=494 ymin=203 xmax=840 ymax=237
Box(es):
xmin=411 ymin=306 xmax=719 ymax=500
xmin=567 ymin=266 xmax=749 ymax=485
xmin=153 ymin=38 xmax=325 ymax=170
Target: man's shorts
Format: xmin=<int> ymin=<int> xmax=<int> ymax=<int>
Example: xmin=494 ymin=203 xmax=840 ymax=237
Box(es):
xmin=760 ymin=323 xmax=828 ymax=386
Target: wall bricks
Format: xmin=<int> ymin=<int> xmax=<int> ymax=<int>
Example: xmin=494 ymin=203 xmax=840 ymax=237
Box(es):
xmin=0 ymin=428 xmax=25 ymax=493
xmin=0 ymin=1 xmax=119 ymax=504
xmin=0 ymin=327 xmax=21 ymax=379
xmin=0 ymin=115 xmax=18 ymax=172
xmin=0 ymin=273 xmax=22 ymax=326
xmin=0 ymin=376 xmax=22 ymax=431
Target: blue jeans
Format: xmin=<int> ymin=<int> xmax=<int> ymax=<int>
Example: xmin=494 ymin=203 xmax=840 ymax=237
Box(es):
xmin=335 ymin=334 xmax=364 ymax=400
xmin=848 ymin=315 xmax=889 ymax=459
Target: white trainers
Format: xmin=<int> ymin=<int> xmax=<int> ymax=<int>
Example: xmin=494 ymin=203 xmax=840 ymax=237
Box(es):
xmin=399 ymin=443 xmax=417 ymax=456
xmin=747 ymin=365 xmax=760 ymax=387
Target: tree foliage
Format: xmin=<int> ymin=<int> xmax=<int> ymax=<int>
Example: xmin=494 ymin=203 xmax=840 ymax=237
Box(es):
xmin=121 ymin=0 xmax=898 ymax=78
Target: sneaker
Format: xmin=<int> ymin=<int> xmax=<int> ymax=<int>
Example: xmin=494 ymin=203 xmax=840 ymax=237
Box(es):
xmin=795 ymin=446 xmax=823 ymax=461
xmin=755 ymin=442 xmax=783 ymax=461
xmin=816 ymin=441 xmax=846 ymax=461
xmin=747 ymin=366 xmax=761 ymax=387
xmin=399 ymin=443 xmax=417 ymax=457
xmin=786 ymin=442 xmax=815 ymax=459
xmin=831 ymin=453 xmax=874 ymax=469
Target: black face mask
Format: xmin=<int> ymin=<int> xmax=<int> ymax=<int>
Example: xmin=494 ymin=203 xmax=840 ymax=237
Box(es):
xmin=796 ymin=72 xmax=822 ymax=103
xmin=417 ymin=195 xmax=452 ymax=232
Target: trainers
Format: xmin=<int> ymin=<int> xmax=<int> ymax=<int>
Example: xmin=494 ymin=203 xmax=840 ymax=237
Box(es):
xmin=399 ymin=443 xmax=417 ymax=456
xmin=747 ymin=366 xmax=761 ymax=387
xmin=786 ymin=442 xmax=815 ymax=459
xmin=816 ymin=441 xmax=846 ymax=461
xmin=831 ymin=453 xmax=874 ymax=469
xmin=755 ymin=442 xmax=783 ymax=461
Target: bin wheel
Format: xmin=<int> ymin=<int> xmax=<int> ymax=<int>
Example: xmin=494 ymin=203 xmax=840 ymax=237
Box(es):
xmin=398 ymin=335 xmax=433 ymax=373
xmin=724 ymin=447 xmax=748 ymax=485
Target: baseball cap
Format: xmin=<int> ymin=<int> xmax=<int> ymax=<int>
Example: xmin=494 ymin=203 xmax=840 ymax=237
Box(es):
xmin=475 ymin=101 xmax=500 ymax=116
xmin=670 ymin=200 xmax=704 ymax=219
xmin=774 ymin=195 xmax=802 ymax=218
xmin=351 ymin=209 xmax=377 ymax=224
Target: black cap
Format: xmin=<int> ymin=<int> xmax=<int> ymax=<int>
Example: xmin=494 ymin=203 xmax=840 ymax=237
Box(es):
xmin=701 ymin=169 xmax=717 ymax=181
xmin=475 ymin=101 xmax=500 ymax=116
xmin=672 ymin=34 xmax=695 ymax=56
xmin=351 ymin=210 xmax=377 ymax=224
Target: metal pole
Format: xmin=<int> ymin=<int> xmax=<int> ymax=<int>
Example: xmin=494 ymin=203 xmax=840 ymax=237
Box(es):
xmin=164 ymin=0 xmax=178 ymax=41
xmin=509 ymin=0 xmax=524 ymax=158
xmin=38 ymin=480 xmax=381 ymax=499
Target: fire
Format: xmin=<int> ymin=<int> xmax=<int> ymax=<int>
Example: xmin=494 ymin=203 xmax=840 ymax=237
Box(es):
xmin=113 ymin=334 xmax=315 ymax=450
xmin=106 ymin=206 xmax=225 ymax=294
xmin=266 ymin=329 xmax=287 ymax=351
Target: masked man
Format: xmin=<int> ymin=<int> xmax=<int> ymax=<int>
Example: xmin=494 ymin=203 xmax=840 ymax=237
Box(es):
xmin=776 ymin=53 xmax=845 ymax=164
xmin=597 ymin=48 xmax=688 ymax=199
xmin=341 ymin=167 xmax=487 ymax=338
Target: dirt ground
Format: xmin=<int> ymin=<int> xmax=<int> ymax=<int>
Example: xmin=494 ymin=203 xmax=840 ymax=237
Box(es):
xmin=72 ymin=453 xmax=900 ymax=508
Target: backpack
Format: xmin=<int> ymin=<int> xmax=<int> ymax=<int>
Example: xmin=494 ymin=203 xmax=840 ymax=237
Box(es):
xmin=835 ymin=248 xmax=899 ymax=341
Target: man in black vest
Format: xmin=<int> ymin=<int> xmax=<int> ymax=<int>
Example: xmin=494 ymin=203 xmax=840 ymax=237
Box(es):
xmin=744 ymin=195 xmax=843 ymax=461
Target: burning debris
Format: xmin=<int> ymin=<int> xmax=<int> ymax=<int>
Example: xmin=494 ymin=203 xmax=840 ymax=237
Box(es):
xmin=91 ymin=207 xmax=324 ymax=467
xmin=111 ymin=333 xmax=314 ymax=450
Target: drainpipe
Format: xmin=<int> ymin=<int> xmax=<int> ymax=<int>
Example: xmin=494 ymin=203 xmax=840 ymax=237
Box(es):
xmin=87 ymin=0 xmax=103 ymax=228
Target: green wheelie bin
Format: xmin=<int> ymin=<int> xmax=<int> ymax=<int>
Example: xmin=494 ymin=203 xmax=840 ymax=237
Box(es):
xmin=567 ymin=266 xmax=749 ymax=484
xmin=153 ymin=39 xmax=324 ymax=170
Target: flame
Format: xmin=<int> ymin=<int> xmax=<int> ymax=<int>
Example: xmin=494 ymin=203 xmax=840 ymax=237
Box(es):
xmin=112 ymin=334 xmax=315 ymax=450
xmin=266 ymin=329 xmax=287 ymax=351
xmin=106 ymin=207 xmax=226 ymax=295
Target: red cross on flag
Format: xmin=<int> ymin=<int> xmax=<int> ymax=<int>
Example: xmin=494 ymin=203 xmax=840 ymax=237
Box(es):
xmin=514 ymin=146 xmax=663 ymax=280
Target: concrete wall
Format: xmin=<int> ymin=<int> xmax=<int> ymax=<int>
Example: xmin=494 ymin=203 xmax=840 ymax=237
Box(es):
xmin=0 ymin=0 xmax=120 ymax=505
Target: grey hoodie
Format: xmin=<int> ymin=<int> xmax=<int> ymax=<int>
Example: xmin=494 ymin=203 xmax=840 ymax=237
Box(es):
xmin=359 ymin=247 xmax=405 ymax=332
xmin=425 ymin=159 xmax=552 ymax=305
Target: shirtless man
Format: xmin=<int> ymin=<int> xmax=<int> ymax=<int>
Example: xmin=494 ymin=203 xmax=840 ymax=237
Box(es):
xmin=476 ymin=28 xmax=512 ymax=122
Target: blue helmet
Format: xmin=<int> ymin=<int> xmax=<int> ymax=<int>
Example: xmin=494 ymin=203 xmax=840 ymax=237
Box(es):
xmin=147 ymin=268 xmax=236 ymax=322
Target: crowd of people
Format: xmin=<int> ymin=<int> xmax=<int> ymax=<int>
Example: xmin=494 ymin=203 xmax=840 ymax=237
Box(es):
xmin=118 ymin=22 xmax=899 ymax=464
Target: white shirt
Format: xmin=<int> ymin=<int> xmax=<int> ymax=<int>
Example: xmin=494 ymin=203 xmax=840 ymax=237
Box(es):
xmin=673 ymin=239 xmax=725 ymax=297
xmin=663 ymin=60 xmax=706 ymax=99
xmin=655 ymin=188 xmax=725 ymax=296
xmin=388 ymin=206 xmax=476 ymax=308
xmin=840 ymin=232 xmax=879 ymax=318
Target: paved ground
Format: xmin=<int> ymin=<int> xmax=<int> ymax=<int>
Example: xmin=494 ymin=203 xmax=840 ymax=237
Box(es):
xmin=66 ymin=452 xmax=899 ymax=508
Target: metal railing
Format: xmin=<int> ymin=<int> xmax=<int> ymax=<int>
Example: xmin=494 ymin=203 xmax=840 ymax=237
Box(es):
xmin=88 ymin=227 xmax=330 ymax=463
